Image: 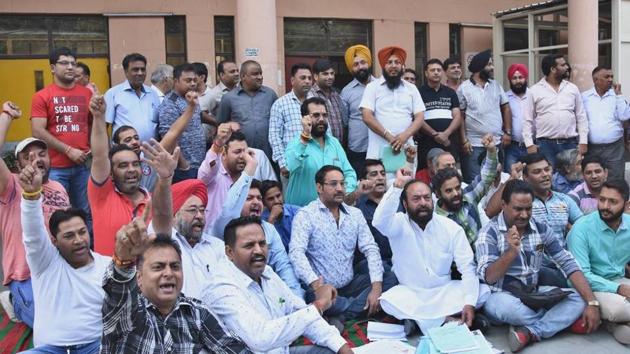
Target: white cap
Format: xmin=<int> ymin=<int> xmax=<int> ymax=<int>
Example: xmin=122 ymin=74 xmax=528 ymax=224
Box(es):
xmin=15 ymin=137 xmax=47 ymax=158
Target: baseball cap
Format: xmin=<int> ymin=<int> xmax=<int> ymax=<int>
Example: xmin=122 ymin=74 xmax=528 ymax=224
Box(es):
xmin=15 ymin=137 xmax=47 ymax=158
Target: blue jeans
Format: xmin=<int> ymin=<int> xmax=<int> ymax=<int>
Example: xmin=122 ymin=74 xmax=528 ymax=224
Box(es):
xmin=49 ymin=165 xmax=92 ymax=234
xmin=461 ymin=145 xmax=502 ymax=184
xmin=537 ymin=138 xmax=577 ymax=167
xmin=504 ymin=141 xmax=528 ymax=173
xmin=305 ymin=270 xmax=398 ymax=320
xmin=483 ymin=287 xmax=584 ymax=339
xmin=9 ymin=278 xmax=34 ymax=328
xmin=21 ymin=339 xmax=100 ymax=354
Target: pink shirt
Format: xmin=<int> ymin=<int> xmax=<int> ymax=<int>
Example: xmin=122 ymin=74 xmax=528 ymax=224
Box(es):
xmin=0 ymin=175 xmax=70 ymax=285
xmin=522 ymin=78 xmax=589 ymax=147
xmin=197 ymin=149 xmax=237 ymax=232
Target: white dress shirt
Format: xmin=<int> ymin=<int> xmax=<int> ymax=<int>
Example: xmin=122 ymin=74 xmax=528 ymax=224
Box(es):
xmin=582 ymin=87 xmax=630 ymax=144
xmin=203 ymin=262 xmax=346 ymax=354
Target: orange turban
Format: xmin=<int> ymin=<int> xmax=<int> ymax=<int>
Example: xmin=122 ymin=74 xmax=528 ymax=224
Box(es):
xmin=377 ymin=46 xmax=407 ymax=68
xmin=171 ymin=179 xmax=208 ymax=216
xmin=344 ymin=44 xmax=372 ymax=72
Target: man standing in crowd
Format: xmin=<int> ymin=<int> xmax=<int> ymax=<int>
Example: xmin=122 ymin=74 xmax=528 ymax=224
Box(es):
xmin=0 ymin=102 xmax=70 ymax=326
xmin=402 ymin=68 xmax=419 ymax=86
xmin=30 ymin=47 xmax=93 ymax=231
xmin=308 ymin=59 xmax=344 ymax=141
xmin=568 ymin=155 xmax=608 ymax=214
xmin=457 ymin=49 xmax=511 ymax=184
xmin=218 ymin=60 xmax=278 ymax=160
xmin=105 ymin=53 xmax=160 ymax=143
xmin=360 ymin=46 xmax=425 ymax=160
xmin=269 ymin=63 xmax=313 ymax=184
xmin=568 ymin=180 xmax=630 ymax=345
xmin=416 ymin=58 xmax=462 ymax=170
xmin=504 ymin=64 xmax=530 ymax=172
xmin=443 ymin=58 xmax=463 ymax=91
xmin=149 ymin=64 xmax=174 ymax=103
xmin=582 ymin=66 xmax=630 ymax=181
xmin=200 ymin=60 xmax=239 ymax=118
xmin=341 ymin=44 xmax=375 ymax=175
xmin=476 ymin=180 xmax=600 ymax=352
xmin=75 ymin=62 xmax=97 ymax=93
xmin=523 ymin=54 xmax=588 ymax=166
xmin=158 ymin=63 xmax=205 ymax=182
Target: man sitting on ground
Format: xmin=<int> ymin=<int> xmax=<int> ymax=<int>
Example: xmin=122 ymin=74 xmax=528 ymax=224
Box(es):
xmin=568 ymin=155 xmax=608 ymax=214
xmin=260 ymin=179 xmax=301 ymax=251
xmin=204 ymin=216 xmax=354 ymax=354
xmin=552 ymin=148 xmax=583 ymax=193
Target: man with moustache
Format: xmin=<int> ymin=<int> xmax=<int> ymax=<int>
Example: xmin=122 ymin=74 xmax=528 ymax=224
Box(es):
xmin=308 ymin=59 xmax=345 ymax=141
xmin=504 ymin=64 xmax=530 ymax=172
xmin=457 ymin=49 xmax=512 ymax=184
xmin=105 ymin=53 xmax=160 ymax=144
xmin=569 ymin=155 xmax=608 ymax=214
xmin=204 ymin=216 xmax=353 ymax=354
xmin=290 ymin=165 xmax=396 ymax=323
xmin=476 ymin=180 xmax=600 ymax=352
xmin=402 ymin=68 xmax=419 ymax=86
xmin=416 ymin=58 xmax=462 ymax=170
xmin=200 ymin=60 xmax=239 ymax=118
xmin=218 ymin=60 xmax=278 ymax=159
xmin=523 ymin=54 xmax=588 ymax=166
xmin=341 ymin=45 xmax=376 ymax=175
xmin=582 ymin=66 xmax=630 ymax=181
xmin=260 ymin=180 xmax=301 ymax=251
xmin=284 ymin=97 xmax=356 ymax=206
xmin=0 ymin=101 xmax=70 ymax=326
xmin=568 ymin=179 xmax=630 ymax=345
xmin=373 ymin=168 xmax=489 ymax=334
xmin=360 ymin=46 xmax=425 ymax=160
xmin=149 ymin=64 xmax=174 ymax=103
xmin=269 ymin=63 xmax=313 ymax=184
xmin=158 ymin=63 xmax=205 ymax=182
xmin=443 ymin=58 xmax=463 ymax=91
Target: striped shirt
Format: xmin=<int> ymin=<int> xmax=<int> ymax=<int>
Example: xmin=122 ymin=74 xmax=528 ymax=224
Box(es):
xmin=268 ymin=91 xmax=303 ymax=168
xmin=568 ymin=182 xmax=598 ymax=215
xmin=457 ymin=78 xmax=508 ymax=147
xmin=532 ymin=191 xmax=583 ymax=248
xmin=308 ymin=83 xmax=345 ymax=141
xmin=475 ymin=212 xmax=581 ymax=292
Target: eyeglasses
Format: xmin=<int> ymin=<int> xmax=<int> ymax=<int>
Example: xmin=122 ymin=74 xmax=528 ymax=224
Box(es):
xmin=56 ymin=61 xmax=77 ymax=67
xmin=322 ymin=180 xmax=346 ymax=188
xmin=182 ymin=207 xmax=206 ymax=215
xmin=309 ymin=112 xmax=328 ymax=119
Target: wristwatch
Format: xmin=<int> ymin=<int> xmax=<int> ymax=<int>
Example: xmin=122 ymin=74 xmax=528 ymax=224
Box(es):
xmin=503 ymin=129 xmax=512 ymax=135
xmin=587 ymin=300 xmax=600 ymax=307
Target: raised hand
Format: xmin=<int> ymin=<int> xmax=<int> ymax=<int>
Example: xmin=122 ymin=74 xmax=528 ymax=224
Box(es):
xmin=114 ymin=207 xmax=156 ymax=263
xmin=89 ymin=93 xmax=106 ymax=117
xmin=510 ymin=162 xmax=525 ymax=180
xmin=2 ymin=101 xmax=22 ymax=119
xmin=356 ymin=179 xmax=375 ymax=197
xmin=394 ymin=167 xmax=413 ymax=188
xmin=613 ymin=83 xmax=622 ymax=95
xmin=18 ymin=152 xmax=43 ymax=194
xmin=481 ymin=134 xmax=496 ymax=153
xmin=141 ymin=139 xmax=180 ymax=179
xmin=243 ymin=148 xmax=258 ymax=176
xmin=404 ymin=144 xmax=417 ymax=163
xmin=301 ymin=115 xmax=312 ymax=137
xmin=185 ymin=90 xmax=199 ymax=106
xmin=506 ymin=225 xmax=521 ymax=253
xmin=214 ymin=123 xmax=233 ymax=148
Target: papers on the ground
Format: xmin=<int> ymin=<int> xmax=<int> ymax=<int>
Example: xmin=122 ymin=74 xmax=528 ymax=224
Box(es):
xmin=417 ymin=327 xmax=502 ymax=354
xmin=354 ymin=339 xmax=417 ymax=354
xmin=427 ymin=323 xmax=478 ymax=353
xmin=367 ymin=321 xmax=406 ymax=341
xmin=381 ymin=145 xmax=407 ymax=172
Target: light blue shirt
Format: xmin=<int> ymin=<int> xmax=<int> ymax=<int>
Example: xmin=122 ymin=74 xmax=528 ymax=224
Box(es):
xmin=211 ymin=172 xmax=305 ymax=298
xmin=104 ymin=81 xmax=160 ymax=143
xmin=506 ymin=89 xmax=528 ymax=143
xmin=581 ymin=87 xmax=630 ymax=144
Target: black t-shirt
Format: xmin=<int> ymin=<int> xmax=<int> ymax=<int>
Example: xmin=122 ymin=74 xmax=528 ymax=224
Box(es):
xmin=418 ymin=84 xmax=459 ymax=136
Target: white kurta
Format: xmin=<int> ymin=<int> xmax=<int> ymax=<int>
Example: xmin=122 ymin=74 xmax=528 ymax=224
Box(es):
xmin=373 ymin=185 xmax=488 ymax=326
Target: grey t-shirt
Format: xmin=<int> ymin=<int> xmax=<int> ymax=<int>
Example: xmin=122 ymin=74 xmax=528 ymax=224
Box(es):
xmin=457 ymin=78 xmax=508 ymax=147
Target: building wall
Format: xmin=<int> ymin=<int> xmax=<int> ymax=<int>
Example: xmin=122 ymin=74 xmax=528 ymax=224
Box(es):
xmin=1 ymin=0 xmax=533 ymax=88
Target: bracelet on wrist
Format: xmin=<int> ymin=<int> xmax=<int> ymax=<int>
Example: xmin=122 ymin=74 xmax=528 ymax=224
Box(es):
xmin=64 ymin=145 xmax=72 ymax=154
xmin=113 ymin=253 xmax=136 ymax=268
xmin=301 ymin=133 xmax=311 ymax=141
xmin=22 ymin=187 xmax=43 ymax=198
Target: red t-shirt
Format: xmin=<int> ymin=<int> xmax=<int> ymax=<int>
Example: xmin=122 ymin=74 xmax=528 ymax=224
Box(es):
xmin=416 ymin=168 xmax=431 ymax=185
xmin=31 ymin=84 xmax=93 ymax=168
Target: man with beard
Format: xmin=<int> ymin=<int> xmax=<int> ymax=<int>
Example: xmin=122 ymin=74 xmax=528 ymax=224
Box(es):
xmin=290 ymin=165 xmax=397 ymax=324
xmin=457 ymin=49 xmax=511 ymax=184
xmin=0 ymin=101 xmax=70 ymax=326
xmin=285 ymin=97 xmax=356 ymax=206
xmin=569 ymin=155 xmax=608 ymax=214
xmin=582 ymin=66 xmax=630 ymax=181
xmin=416 ymin=58 xmax=462 ymax=171
xmin=341 ymin=44 xmax=376 ymax=175
xmin=568 ymin=179 xmax=630 ymax=345
xmin=373 ymin=168 xmax=489 ymax=334
xmin=269 ymin=63 xmax=313 ymax=185
xmin=523 ymin=54 xmax=588 ymax=166
xmin=443 ymin=58 xmax=463 ymax=92
xmin=204 ymin=216 xmax=353 ymax=354
xmin=432 ymin=134 xmax=498 ymax=246
xmin=505 ymin=64 xmax=530 ymax=172
xmin=308 ymin=59 xmax=344 ymax=141
xmin=260 ymin=180 xmax=301 ymax=251
xmin=105 ymin=53 xmax=160 ymax=144
xmin=476 ymin=180 xmax=600 ymax=352
xmin=360 ymin=46 xmax=425 ymax=160
xmin=31 ymin=46 xmax=93 ymax=233
xmin=218 ymin=60 xmax=278 ymax=160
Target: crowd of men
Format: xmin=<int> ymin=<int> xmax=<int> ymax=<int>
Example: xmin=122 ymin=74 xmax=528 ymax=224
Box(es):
xmin=0 ymin=42 xmax=629 ymax=354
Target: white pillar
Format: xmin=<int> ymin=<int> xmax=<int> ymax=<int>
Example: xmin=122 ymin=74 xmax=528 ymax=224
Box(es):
xmin=568 ymin=0 xmax=598 ymax=91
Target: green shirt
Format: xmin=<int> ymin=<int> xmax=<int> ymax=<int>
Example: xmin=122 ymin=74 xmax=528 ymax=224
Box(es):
xmin=567 ymin=212 xmax=630 ymax=293
xmin=285 ymin=134 xmax=357 ymax=206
